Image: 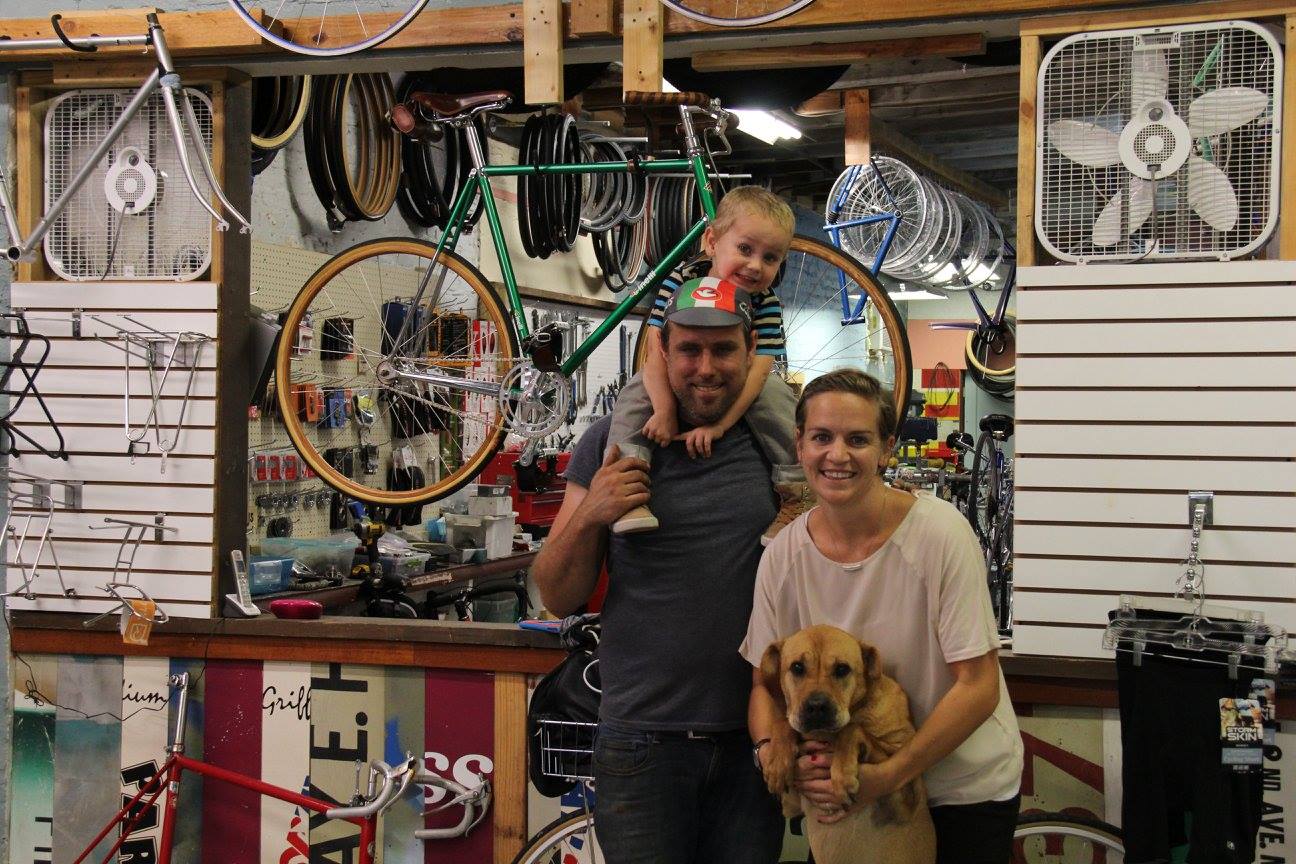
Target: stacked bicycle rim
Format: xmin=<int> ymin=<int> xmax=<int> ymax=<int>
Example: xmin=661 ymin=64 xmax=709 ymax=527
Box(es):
xmin=827 ymin=157 xmax=1007 ymax=291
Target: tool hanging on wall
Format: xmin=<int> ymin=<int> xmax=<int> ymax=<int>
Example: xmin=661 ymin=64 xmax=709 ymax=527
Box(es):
xmin=90 ymin=314 xmax=211 ymax=475
xmin=0 ymin=312 xmax=68 ymax=461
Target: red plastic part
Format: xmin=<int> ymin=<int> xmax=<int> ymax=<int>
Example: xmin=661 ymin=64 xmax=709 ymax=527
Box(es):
xmin=269 ymin=598 xmax=324 ymax=620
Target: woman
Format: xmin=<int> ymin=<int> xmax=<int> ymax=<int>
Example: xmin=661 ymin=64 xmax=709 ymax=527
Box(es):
xmin=742 ymin=368 xmax=1023 ymax=863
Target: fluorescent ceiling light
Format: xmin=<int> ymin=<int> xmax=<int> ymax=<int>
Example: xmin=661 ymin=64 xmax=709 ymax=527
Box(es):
xmin=885 ymin=286 xmax=949 ymax=302
xmin=661 ymin=79 xmax=801 ymax=146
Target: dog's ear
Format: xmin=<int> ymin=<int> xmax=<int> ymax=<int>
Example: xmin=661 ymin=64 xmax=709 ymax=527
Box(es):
xmin=861 ymin=642 xmax=883 ymax=681
xmin=760 ymin=640 xmax=786 ymax=709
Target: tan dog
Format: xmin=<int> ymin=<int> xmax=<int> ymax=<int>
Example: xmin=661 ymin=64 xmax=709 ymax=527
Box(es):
xmin=760 ymin=624 xmax=936 ymax=864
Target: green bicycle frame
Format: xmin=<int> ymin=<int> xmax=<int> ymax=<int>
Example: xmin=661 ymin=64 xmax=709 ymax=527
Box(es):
xmin=413 ymin=149 xmax=720 ymax=379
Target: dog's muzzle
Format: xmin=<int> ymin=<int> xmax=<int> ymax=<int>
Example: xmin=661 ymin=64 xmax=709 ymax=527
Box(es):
xmin=797 ymin=691 xmax=840 ymax=732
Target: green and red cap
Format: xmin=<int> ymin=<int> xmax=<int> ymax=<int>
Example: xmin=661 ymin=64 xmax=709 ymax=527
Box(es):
xmin=663 ymin=276 xmax=754 ymax=331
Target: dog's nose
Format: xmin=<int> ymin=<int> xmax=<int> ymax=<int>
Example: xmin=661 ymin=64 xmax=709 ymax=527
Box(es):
xmin=799 ymin=692 xmax=836 ymax=730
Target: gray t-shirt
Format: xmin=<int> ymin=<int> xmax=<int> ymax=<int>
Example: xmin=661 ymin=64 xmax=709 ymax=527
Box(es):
xmin=565 ymin=414 xmax=777 ymax=731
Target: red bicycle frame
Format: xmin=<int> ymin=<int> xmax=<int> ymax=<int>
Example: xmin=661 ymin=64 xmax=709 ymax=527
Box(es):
xmin=73 ymin=672 xmax=411 ymax=864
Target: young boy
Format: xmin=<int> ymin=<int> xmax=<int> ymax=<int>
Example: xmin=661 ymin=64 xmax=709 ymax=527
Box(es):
xmin=606 ymin=186 xmax=810 ymax=544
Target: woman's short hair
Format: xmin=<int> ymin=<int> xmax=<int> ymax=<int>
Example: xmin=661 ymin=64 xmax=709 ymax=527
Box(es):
xmin=795 ymin=368 xmax=898 ymax=439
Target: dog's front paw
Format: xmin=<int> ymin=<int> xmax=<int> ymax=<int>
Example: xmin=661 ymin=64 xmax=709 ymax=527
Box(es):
xmin=762 ymin=742 xmax=796 ymax=796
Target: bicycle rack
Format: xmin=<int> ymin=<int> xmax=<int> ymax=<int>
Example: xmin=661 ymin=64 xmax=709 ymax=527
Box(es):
xmin=1 ymin=490 xmax=74 ymax=605
xmin=82 ymin=514 xmax=176 ymax=627
xmin=89 ymin=314 xmax=211 ymax=475
xmin=0 ymin=312 xmax=69 ymax=461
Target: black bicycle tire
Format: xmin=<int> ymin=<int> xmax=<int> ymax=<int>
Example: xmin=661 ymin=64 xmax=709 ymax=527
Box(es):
xmin=275 ymin=238 xmax=518 ymax=507
xmin=967 ymin=429 xmax=995 ymax=545
xmin=517 ymin=114 xmax=541 ymax=259
xmin=510 ymin=809 xmax=594 ymax=864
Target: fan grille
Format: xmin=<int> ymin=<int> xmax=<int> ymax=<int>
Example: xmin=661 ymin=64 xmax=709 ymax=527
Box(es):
xmin=1036 ymin=21 xmax=1281 ymax=262
xmin=44 ymin=88 xmax=216 ymax=281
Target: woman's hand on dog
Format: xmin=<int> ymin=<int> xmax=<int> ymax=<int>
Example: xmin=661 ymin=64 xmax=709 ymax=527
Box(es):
xmin=796 ymin=742 xmax=899 ymax=824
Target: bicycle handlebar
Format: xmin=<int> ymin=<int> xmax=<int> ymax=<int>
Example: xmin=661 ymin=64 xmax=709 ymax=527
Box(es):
xmin=625 ymin=89 xmax=711 ymax=107
xmin=413 ymin=773 xmax=492 ymax=840
xmin=325 ymin=757 xmax=417 ymax=820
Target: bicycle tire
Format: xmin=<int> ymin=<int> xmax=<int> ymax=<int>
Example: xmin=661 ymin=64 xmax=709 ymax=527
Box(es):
xmin=1012 ymin=811 xmax=1124 ymax=861
xmin=275 ymin=238 xmax=517 ymax=507
xmin=511 ymin=809 xmax=596 ymax=864
xmin=632 ymin=235 xmax=912 ymax=433
xmin=251 ymin=75 xmax=312 ymax=151
xmin=227 ymin=0 xmax=431 ymax=56
xmin=659 ymin=0 xmax=816 ymax=27
xmin=967 ymin=430 xmax=996 ymax=546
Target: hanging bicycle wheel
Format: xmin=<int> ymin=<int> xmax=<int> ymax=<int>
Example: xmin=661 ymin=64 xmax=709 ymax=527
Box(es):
xmin=966 ymin=315 xmax=1016 ymax=399
xmin=826 ymin=158 xmax=931 ymax=279
xmin=275 ymin=238 xmax=518 ymax=507
xmin=1012 ymin=811 xmax=1125 ymax=862
xmin=634 ymin=235 xmax=911 ymax=432
xmin=659 ymin=0 xmax=816 ymax=27
xmin=511 ymin=810 xmax=599 ymax=864
xmin=227 ymin=0 xmax=430 ymax=56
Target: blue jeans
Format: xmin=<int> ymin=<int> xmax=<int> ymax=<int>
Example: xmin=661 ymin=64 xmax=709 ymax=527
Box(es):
xmin=593 ymin=723 xmax=784 ymax=864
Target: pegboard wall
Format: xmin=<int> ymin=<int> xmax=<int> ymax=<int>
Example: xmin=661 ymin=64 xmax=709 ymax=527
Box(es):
xmin=247 ymin=240 xmax=641 ymax=545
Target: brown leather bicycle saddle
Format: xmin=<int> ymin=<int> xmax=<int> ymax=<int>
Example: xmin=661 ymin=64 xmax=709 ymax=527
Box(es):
xmin=406 ymin=89 xmax=512 ymax=117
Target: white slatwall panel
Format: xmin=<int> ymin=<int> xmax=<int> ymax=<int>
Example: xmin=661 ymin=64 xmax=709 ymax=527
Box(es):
xmin=6 ymin=281 xmax=219 ymax=619
xmin=1013 ymin=262 xmax=1296 ymax=657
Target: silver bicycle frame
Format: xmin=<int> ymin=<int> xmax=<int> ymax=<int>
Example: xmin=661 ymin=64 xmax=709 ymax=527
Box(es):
xmin=0 ymin=13 xmax=250 ymax=264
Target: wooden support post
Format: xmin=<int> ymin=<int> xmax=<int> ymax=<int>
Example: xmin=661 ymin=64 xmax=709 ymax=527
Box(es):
xmin=844 ymin=90 xmax=871 ymax=166
xmin=1016 ymin=33 xmax=1041 ymax=266
xmin=493 ymin=672 xmax=529 ymax=863
xmin=1281 ymin=14 xmax=1296 ymax=259
xmin=570 ymin=0 xmax=616 ymax=38
xmin=623 ymin=0 xmax=664 ymax=96
xmin=524 ymin=0 xmax=564 ymax=105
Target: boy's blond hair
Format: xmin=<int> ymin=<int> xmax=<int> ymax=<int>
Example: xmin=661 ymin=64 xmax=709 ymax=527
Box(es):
xmin=710 ymin=186 xmax=794 ymax=242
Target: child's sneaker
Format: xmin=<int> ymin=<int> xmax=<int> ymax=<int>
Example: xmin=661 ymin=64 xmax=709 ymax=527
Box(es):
xmin=762 ymin=482 xmax=815 ymax=546
xmin=613 ymin=504 xmax=659 ymax=534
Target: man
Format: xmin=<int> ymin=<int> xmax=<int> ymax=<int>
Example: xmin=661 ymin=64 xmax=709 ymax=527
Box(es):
xmin=532 ymin=279 xmax=788 ymax=863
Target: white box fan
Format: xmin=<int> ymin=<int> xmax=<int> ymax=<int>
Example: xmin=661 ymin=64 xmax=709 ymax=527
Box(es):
xmin=1035 ymin=20 xmax=1282 ymax=262
xmin=43 ymin=88 xmax=216 ymax=281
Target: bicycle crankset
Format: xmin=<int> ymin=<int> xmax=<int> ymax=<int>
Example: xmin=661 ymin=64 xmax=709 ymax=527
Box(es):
xmin=500 ymin=363 xmax=569 ymax=438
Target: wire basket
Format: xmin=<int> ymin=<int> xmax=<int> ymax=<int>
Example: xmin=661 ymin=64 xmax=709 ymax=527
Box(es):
xmin=538 ymin=719 xmax=596 ymax=781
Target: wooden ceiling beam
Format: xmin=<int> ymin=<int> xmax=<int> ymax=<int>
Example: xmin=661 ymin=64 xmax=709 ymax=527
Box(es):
xmin=690 ymin=33 xmax=984 ymax=73
xmin=0 ymin=7 xmax=266 ymax=60
xmin=623 ymin=0 xmax=664 ymax=96
xmin=524 ymin=0 xmax=564 ymax=104
xmin=872 ymin=119 xmax=1009 ymax=210
xmin=868 ymin=70 xmax=1019 ymax=109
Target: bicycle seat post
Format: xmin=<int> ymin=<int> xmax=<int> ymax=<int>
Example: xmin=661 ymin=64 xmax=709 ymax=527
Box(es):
xmin=168 ymin=671 xmax=190 ymax=754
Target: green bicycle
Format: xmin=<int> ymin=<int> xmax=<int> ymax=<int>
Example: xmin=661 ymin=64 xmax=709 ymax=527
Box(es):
xmin=273 ymin=89 xmax=911 ymax=507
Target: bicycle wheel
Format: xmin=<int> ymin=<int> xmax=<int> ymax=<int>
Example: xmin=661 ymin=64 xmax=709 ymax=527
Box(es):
xmin=511 ymin=809 xmax=598 ymax=864
xmin=965 ymin=314 xmax=1016 ymax=401
xmin=966 ymin=431 xmax=996 ymax=545
xmin=227 ymin=0 xmax=430 ymax=56
xmin=659 ymin=0 xmax=816 ymax=27
xmin=633 ymin=235 xmax=912 ymax=431
xmin=1013 ymin=811 xmax=1125 ymax=862
xmin=275 ymin=238 xmax=518 ymax=507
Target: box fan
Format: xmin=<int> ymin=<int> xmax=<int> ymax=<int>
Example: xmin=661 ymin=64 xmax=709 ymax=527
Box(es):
xmin=1035 ymin=20 xmax=1282 ymax=262
xmin=43 ymin=88 xmax=216 ymax=281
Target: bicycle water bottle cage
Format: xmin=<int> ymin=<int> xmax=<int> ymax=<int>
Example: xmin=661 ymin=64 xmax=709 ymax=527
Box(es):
xmin=522 ymin=323 xmax=565 ymax=372
xmin=980 ymin=413 xmax=1014 ymax=440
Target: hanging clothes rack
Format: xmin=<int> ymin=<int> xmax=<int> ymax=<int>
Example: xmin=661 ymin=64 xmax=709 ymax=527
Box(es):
xmin=1102 ymin=491 xmax=1288 ymax=676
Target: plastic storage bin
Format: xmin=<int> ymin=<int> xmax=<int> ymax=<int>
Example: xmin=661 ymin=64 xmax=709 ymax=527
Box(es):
xmin=248 ymin=556 xmax=293 ymax=595
xmin=259 ymin=535 xmax=358 ymax=579
xmin=444 ymin=512 xmax=516 ymax=560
